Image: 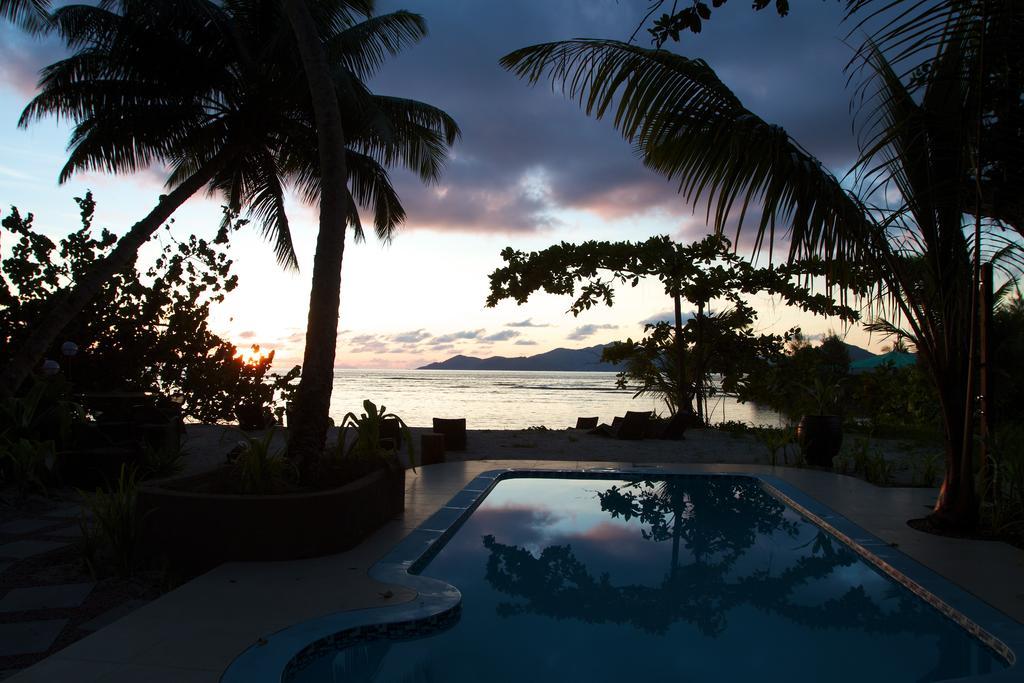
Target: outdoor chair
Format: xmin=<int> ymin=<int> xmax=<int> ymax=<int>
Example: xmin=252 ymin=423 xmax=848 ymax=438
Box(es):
xmin=589 ymin=410 xmax=653 ymax=440
xmin=432 ymin=417 xmax=467 ymax=451
xmin=647 ymin=411 xmax=690 ymax=440
xmin=575 ymin=416 xmax=599 ymax=430
xmin=380 ymin=416 xmax=403 ymax=449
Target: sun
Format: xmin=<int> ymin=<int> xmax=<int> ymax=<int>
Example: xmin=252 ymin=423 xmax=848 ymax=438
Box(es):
xmin=236 ymin=344 xmax=272 ymax=366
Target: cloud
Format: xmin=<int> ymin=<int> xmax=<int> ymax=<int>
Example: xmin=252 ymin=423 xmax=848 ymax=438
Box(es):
xmin=350 ymin=339 xmax=390 ymax=354
xmin=567 ymin=323 xmax=618 ymax=340
xmin=369 ymin=0 xmax=856 ymax=238
xmin=483 ymin=329 xmax=520 ymax=342
xmin=0 ymin=28 xmax=66 ymax=98
xmin=514 ymin=339 xmax=538 ymax=346
xmin=431 ymin=329 xmax=484 ymax=344
xmin=638 ymin=310 xmax=695 ymax=327
xmin=389 ymin=329 xmax=431 ymax=344
xmin=507 ymin=318 xmax=551 ymax=328
xmin=238 ymin=330 xmax=257 ymax=339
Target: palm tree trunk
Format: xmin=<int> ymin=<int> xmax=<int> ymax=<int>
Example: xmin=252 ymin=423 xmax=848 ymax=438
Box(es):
xmin=282 ymin=0 xmax=349 ymax=471
xmin=673 ymin=289 xmax=691 ymax=416
xmin=694 ymin=300 xmax=705 ymax=423
xmin=931 ymin=354 xmax=978 ymax=531
xmin=0 ymin=155 xmax=226 ymax=399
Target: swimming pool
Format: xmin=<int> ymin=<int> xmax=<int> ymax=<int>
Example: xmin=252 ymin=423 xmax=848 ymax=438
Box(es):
xmin=222 ymin=471 xmax=1023 ymax=682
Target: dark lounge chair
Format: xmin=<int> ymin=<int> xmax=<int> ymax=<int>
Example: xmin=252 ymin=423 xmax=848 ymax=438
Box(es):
xmin=432 ymin=417 xmax=467 ymax=451
xmin=589 ymin=410 xmax=653 ymax=440
xmin=575 ymin=416 xmax=599 ymax=430
xmin=647 ymin=411 xmax=690 ymax=440
xmin=380 ymin=416 xmax=403 ymax=449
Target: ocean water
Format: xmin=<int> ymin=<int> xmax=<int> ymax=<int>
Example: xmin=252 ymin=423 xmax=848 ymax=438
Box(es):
xmin=327 ymin=369 xmax=785 ymax=429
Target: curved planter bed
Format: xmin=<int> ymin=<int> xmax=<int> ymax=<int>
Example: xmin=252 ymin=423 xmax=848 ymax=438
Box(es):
xmin=138 ymin=467 xmax=405 ymax=575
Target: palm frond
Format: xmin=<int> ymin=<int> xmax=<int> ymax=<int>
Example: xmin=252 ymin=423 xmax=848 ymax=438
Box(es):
xmin=323 ymin=11 xmax=427 ymax=80
xmin=1 ymin=0 xmax=52 ymax=33
xmin=346 ymin=150 xmax=406 ymax=243
xmin=501 ymin=39 xmax=880 ymax=272
xmin=242 ymin=152 xmax=299 ymax=270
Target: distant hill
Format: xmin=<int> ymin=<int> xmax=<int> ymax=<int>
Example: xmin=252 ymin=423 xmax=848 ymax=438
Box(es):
xmin=418 ymin=344 xmax=625 ymax=372
xmin=419 ymin=341 xmax=877 ymax=372
xmin=842 ymin=343 xmax=877 ymax=363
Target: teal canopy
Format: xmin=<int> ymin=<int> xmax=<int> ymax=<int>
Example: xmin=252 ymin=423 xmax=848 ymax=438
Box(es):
xmin=849 ymin=351 xmax=917 ymax=373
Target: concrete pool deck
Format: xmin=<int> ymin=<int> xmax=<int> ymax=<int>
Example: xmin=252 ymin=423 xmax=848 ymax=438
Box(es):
xmin=9 ymin=455 xmax=1024 ymax=682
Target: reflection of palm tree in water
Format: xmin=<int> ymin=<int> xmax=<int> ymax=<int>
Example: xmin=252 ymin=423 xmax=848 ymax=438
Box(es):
xmin=598 ymin=477 xmax=798 ymax=579
xmin=482 ymin=477 xmax=945 ymax=640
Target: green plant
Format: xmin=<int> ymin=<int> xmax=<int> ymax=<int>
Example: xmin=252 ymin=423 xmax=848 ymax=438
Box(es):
xmin=0 ymin=376 xmax=82 ymax=445
xmin=841 ymin=435 xmax=871 ymax=474
xmin=798 ymin=377 xmax=844 ymax=416
xmin=753 ymin=425 xmax=793 ymax=466
xmin=79 ymin=464 xmax=143 ymax=578
xmin=0 ymin=377 xmax=80 ymax=495
xmin=0 ymin=437 xmax=54 ymax=496
xmin=864 ymin=451 xmax=896 ymax=486
xmin=230 ymin=429 xmax=295 ymax=494
xmin=832 ymin=452 xmax=854 ymax=474
xmin=836 ymin=435 xmax=894 ymax=485
xmin=715 ymin=420 xmax=752 ymax=437
xmin=336 ymin=400 xmax=414 ymax=471
xmin=78 ymin=509 xmax=99 ymax=579
xmin=909 ymin=451 xmax=943 ymax=487
xmin=139 ymin=439 xmax=186 ymax=481
xmin=985 ymin=424 xmax=1024 ymax=536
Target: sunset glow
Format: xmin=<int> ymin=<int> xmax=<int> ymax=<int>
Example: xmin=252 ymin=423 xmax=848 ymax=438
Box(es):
xmin=235 ymin=344 xmax=272 ymax=366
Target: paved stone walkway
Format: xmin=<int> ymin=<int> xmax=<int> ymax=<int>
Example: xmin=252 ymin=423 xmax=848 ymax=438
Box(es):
xmin=0 ymin=502 xmax=150 ymax=679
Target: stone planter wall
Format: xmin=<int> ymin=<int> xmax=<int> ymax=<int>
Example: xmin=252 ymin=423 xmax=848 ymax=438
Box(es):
xmin=138 ymin=467 xmax=405 ymax=575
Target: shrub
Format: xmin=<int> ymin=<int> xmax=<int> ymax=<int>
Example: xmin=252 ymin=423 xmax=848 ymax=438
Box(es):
xmin=0 ymin=195 xmax=299 ymax=422
xmin=908 ymin=451 xmax=943 ymax=487
xmin=0 ymin=437 xmax=54 ymax=496
xmin=985 ymin=424 xmax=1024 ymax=536
xmin=836 ymin=435 xmax=894 ymax=485
xmin=228 ymin=429 xmax=295 ymax=494
xmin=139 ymin=438 xmax=186 ymax=481
xmin=336 ymin=400 xmax=414 ymax=471
xmin=753 ymin=425 xmax=793 ymax=466
xmin=715 ymin=420 xmax=752 ymax=437
xmin=80 ymin=465 xmax=143 ymax=578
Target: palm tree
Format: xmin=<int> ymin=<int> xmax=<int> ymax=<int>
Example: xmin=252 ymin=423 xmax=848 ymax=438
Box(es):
xmin=282 ymin=0 xmax=459 ymax=466
xmin=1 ymin=0 xmax=458 ymax=417
xmin=0 ymin=0 xmax=50 ymax=32
xmin=280 ymin=0 xmax=355 ymax=467
xmin=500 ymin=20 xmax=1021 ymax=531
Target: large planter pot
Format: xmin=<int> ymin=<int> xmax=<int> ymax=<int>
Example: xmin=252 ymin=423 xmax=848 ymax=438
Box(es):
xmin=138 ymin=466 xmax=405 ymax=576
xmin=796 ymin=415 xmax=843 ymax=467
xmin=235 ymin=403 xmax=272 ymax=431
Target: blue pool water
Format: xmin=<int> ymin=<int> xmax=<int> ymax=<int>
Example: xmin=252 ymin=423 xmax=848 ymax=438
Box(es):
xmin=294 ymin=476 xmax=1007 ymax=682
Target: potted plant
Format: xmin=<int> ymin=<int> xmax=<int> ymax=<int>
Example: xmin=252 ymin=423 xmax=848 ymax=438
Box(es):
xmin=336 ymin=399 xmax=415 ymax=473
xmin=795 ymin=378 xmax=844 ymax=468
xmin=234 ymin=401 xmax=273 ymax=431
xmin=138 ymin=400 xmax=413 ymax=577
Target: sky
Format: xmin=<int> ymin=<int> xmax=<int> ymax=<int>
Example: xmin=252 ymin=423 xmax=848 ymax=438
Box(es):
xmin=0 ymin=0 xmax=882 ymax=370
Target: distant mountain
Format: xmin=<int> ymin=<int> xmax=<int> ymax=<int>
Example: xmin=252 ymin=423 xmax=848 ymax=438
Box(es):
xmin=842 ymin=343 xmax=877 ymax=363
xmin=418 ymin=344 xmax=625 ymax=372
xmin=419 ymin=341 xmax=877 ymax=371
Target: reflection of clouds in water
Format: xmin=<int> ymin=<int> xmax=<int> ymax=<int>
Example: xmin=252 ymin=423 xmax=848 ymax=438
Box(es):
xmin=309 ymin=476 xmax=1008 ymax=683
xmin=455 ymin=503 xmax=565 ymax=551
